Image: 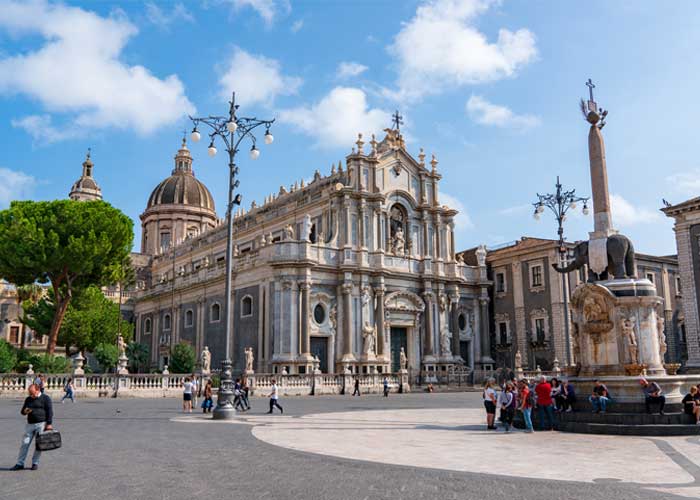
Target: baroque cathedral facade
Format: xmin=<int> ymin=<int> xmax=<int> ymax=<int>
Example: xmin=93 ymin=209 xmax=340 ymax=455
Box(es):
xmin=128 ymin=127 xmax=492 ymax=375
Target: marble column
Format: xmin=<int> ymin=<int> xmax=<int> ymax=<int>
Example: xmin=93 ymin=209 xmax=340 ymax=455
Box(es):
xmin=450 ymin=294 xmax=460 ymax=358
xmin=343 ymin=198 xmax=351 ymax=247
xmin=422 ymin=291 xmax=435 ymax=356
xmin=359 ymin=205 xmax=366 ymax=249
xmin=341 ymin=282 xmax=355 ymax=362
xmin=299 ymin=281 xmax=311 ymax=358
xmin=375 ymin=285 xmax=386 ymax=358
xmin=479 ymin=296 xmax=495 ymax=365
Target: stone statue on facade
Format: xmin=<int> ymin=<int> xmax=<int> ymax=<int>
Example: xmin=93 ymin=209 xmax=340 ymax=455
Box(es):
xmin=259 ymin=233 xmax=267 ymax=247
xmin=117 ymin=334 xmax=126 ymax=357
xmin=284 ymin=224 xmax=295 ymax=240
xmin=329 ymin=304 xmax=337 ymax=334
xmin=301 ymin=214 xmax=312 ymax=242
xmin=514 ymin=350 xmax=522 ymax=370
xmin=621 ymin=317 xmax=638 ymax=364
xmin=245 ymin=347 xmax=254 ymax=373
xmin=440 ymin=328 xmax=451 ymax=356
xmin=476 ymin=244 xmax=487 ymax=267
xmin=200 ymin=346 xmax=211 ymax=374
xmin=233 ymin=245 xmax=240 ymax=256
xmin=399 ymin=347 xmax=407 ymax=371
xmin=657 ymin=315 xmax=667 ymax=358
xmin=439 ymin=294 xmax=448 ymax=312
xmin=362 ymin=322 xmax=376 ymax=356
xmin=392 ymin=226 xmax=405 ymax=255
xmin=456 ymin=253 xmax=464 ymax=264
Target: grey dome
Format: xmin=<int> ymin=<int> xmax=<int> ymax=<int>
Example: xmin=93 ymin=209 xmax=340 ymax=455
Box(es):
xmin=147 ymin=171 xmax=215 ymax=211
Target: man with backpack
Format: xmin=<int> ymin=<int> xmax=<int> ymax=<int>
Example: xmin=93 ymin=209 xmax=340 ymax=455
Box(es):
xmin=519 ymin=379 xmax=534 ymax=433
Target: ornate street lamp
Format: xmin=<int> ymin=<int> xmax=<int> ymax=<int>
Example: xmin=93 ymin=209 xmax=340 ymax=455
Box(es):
xmin=532 ymin=176 xmax=589 ymax=366
xmin=189 ymin=92 xmax=274 ymax=420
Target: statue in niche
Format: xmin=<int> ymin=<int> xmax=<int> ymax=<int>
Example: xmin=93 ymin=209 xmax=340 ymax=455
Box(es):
xmin=439 ymin=294 xmax=448 ymax=312
xmin=440 ymin=328 xmax=451 ymax=356
xmin=329 ymin=304 xmax=337 ymax=334
xmin=200 ymin=346 xmax=211 ymax=373
xmin=400 ymin=347 xmax=407 ymax=370
xmin=245 ymin=347 xmax=254 ymax=373
xmin=284 ymin=224 xmax=295 ymax=240
xmin=621 ymin=317 xmax=639 ymax=364
xmin=392 ymin=226 xmax=405 ymax=255
xmin=657 ymin=315 xmax=667 ymax=358
xmin=362 ymin=322 xmax=376 ymax=355
xmin=390 ymin=205 xmax=406 ymax=255
xmin=514 ymin=350 xmax=522 ymax=370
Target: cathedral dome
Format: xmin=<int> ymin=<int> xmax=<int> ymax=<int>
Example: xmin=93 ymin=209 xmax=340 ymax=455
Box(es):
xmin=145 ymin=139 xmax=215 ymax=212
xmin=69 ymin=150 xmax=102 ymax=201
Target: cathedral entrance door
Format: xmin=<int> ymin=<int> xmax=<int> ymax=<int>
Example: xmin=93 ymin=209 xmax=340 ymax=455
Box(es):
xmin=310 ymin=336 xmax=328 ymax=373
xmin=460 ymin=341 xmax=470 ymax=366
xmin=390 ymin=327 xmax=408 ymax=372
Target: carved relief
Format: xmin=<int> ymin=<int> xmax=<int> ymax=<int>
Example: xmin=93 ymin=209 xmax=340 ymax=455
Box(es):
xmin=620 ymin=317 xmax=639 ymax=364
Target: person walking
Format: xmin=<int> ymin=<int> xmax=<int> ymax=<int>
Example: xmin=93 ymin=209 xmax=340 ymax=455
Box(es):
xmin=61 ymin=378 xmax=75 ymax=403
xmin=234 ymin=379 xmax=247 ymax=412
xmin=483 ymin=378 xmax=498 ymax=430
xmin=202 ymin=380 xmax=213 ymax=413
xmin=11 ymin=384 xmax=53 ymax=471
xmin=535 ymin=376 xmax=555 ymax=431
xmin=518 ymin=379 xmax=534 ymax=433
xmin=266 ymin=379 xmax=283 ymax=414
xmin=182 ymin=377 xmax=194 ymax=413
xmin=383 ymin=376 xmax=389 ymax=397
xmin=352 ymin=377 xmax=361 ymax=396
xmin=190 ymin=374 xmax=199 ymax=409
xmin=241 ymin=378 xmax=251 ymax=411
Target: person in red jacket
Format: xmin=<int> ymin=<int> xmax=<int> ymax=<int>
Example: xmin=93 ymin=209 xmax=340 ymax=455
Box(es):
xmin=535 ymin=375 xmax=555 ymax=431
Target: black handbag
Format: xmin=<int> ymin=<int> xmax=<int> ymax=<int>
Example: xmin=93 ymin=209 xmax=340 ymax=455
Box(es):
xmin=35 ymin=430 xmax=62 ymax=451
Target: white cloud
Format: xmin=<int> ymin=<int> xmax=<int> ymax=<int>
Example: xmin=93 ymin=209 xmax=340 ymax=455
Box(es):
xmin=227 ymin=0 xmax=290 ymax=26
xmin=11 ymin=114 xmax=82 ymax=144
xmin=440 ymin=192 xmax=474 ymax=231
xmin=0 ymin=0 xmax=194 ymax=139
xmin=0 ymin=167 xmax=36 ymax=208
xmin=610 ymin=194 xmax=664 ymax=227
xmin=278 ymin=87 xmax=391 ymax=148
xmin=218 ymin=47 xmax=302 ymax=107
xmin=466 ymin=95 xmax=540 ymax=129
xmin=386 ymin=0 xmax=537 ymax=101
xmin=337 ymin=62 xmax=368 ymax=79
xmin=290 ymin=19 xmax=304 ymax=33
xmin=498 ymin=203 xmax=531 ymax=216
xmin=145 ymin=2 xmax=194 ymax=30
xmin=666 ymin=169 xmax=700 ymax=196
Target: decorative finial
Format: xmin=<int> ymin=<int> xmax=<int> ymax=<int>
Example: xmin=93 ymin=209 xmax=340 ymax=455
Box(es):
xmin=351 ymin=146 xmax=356 ymax=155
xmin=392 ymin=110 xmax=403 ymax=131
xmin=580 ymin=78 xmax=608 ymax=129
xmin=294 ymin=180 xmax=299 ymax=190
xmin=338 ymin=161 xmax=343 ymax=173
xmin=86 ymin=147 xmax=92 ymax=160
xmin=356 ymin=133 xmax=364 ymax=153
xmin=418 ymin=148 xmax=425 ymax=166
xmin=331 ymin=163 xmax=336 ymax=175
xmin=370 ymin=134 xmax=378 ymax=155
xmin=430 ymin=154 xmax=438 ymax=172
xmin=301 ymin=178 xmax=305 ymax=188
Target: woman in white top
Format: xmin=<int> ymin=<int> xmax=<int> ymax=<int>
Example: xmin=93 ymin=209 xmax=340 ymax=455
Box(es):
xmin=482 ymin=378 xmax=498 ymax=430
xmin=182 ymin=377 xmax=194 ymax=413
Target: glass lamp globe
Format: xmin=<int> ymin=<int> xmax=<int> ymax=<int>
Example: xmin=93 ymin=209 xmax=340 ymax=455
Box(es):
xmin=533 ymin=212 xmax=540 ymax=221
xmin=207 ymin=143 xmax=217 ymax=157
xmin=569 ymin=201 xmax=577 ymax=210
xmin=250 ymin=146 xmax=260 ymax=160
xmin=537 ymin=204 xmax=544 ymax=214
xmin=226 ymin=121 xmax=238 ymax=133
xmin=190 ymin=130 xmax=201 ymax=142
xmin=582 ymin=205 xmax=590 ymax=216
xmin=264 ymin=131 xmax=274 ymax=145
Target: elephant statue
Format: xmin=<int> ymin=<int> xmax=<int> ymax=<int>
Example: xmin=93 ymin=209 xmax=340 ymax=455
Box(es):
xmin=552 ymin=233 xmax=636 ymax=282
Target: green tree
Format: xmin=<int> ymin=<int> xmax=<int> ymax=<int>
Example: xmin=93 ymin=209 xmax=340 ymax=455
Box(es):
xmin=114 ymin=256 xmax=136 ymax=341
xmin=0 ymin=200 xmax=133 ymax=354
xmin=126 ymin=342 xmax=149 ymax=373
xmin=0 ymin=339 xmax=17 ymax=373
xmin=93 ymin=343 xmax=119 ymax=373
xmin=170 ymin=342 xmax=196 ymax=374
xmin=32 ymin=353 xmax=71 ymax=373
xmin=15 ymin=283 xmax=44 ymax=347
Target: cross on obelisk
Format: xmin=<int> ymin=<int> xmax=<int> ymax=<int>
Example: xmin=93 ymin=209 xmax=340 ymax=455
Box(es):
xmin=392 ymin=110 xmax=403 ymax=131
xmin=586 ymin=78 xmax=596 ymax=102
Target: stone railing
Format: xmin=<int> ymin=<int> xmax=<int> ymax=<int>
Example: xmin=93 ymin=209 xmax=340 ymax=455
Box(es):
xmin=1 ymin=370 xmax=410 ymax=399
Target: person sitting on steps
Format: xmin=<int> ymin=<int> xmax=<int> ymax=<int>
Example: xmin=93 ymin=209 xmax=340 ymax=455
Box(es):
xmin=589 ymin=380 xmax=610 ymax=413
xmin=640 ymin=378 xmax=665 ymax=415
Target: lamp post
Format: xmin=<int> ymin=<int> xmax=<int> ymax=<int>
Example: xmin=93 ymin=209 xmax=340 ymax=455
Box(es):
xmin=532 ymin=177 xmax=589 ymax=367
xmin=189 ymin=92 xmax=274 ymax=420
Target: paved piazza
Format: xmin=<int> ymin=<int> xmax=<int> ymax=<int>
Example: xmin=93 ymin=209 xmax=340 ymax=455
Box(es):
xmin=1 ymin=393 xmax=699 ymax=500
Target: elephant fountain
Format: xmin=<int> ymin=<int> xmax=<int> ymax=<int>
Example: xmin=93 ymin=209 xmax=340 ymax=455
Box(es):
xmin=551 ymin=233 xmax=636 ymax=282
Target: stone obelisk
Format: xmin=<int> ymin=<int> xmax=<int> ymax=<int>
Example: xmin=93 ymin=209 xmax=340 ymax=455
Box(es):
xmin=583 ymin=79 xmax=615 ymax=238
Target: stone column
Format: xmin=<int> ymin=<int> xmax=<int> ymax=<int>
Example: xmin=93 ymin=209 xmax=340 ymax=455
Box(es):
xmin=343 ymin=198 xmax=351 ymax=248
xmin=450 ymin=293 xmax=461 ymax=358
xmin=299 ymin=281 xmax=311 ymax=358
xmin=422 ymin=290 xmax=435 ymax=356
xmin=419 ymin=173 xmax=427 ymax=204
xmin=359 ymin=204 xmax=366 ymax=249
xmin=375 ymin=285 xmax=386 ymax=358
xmin=587 ymin=115 xmax=613 ymax=235
xmin=341 ymin=282 xmax=355 ymax=362
xmin=152 ymin=312 xmax=160 ymax=365
xmin=449 ymin=223 xmax=456 ymax=261
xmin=479 ymin=295 xmax=495 ymax=366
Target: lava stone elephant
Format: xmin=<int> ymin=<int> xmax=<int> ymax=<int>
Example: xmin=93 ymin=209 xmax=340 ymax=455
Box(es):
xmin=552 ymin=233 xmax=636 ymax=282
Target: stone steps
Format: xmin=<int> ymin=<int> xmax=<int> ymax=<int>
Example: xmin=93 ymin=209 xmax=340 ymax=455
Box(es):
xmin=558 ymin=421 xmax=700 ymax=436
xmin=561 ymin=411 xmax=694 ymax=425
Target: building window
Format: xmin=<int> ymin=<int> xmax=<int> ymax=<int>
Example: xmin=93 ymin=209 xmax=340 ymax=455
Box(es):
xmin=498 ymin=322 xmax=508 ymax=345
xmin=313 ymin=303 xmax=326 ymax=324
xmin=9 ymin=326 xmax=19 ymax=344
xmin=531 ymin=265 xmax=543 ymax=288
xmin=184 ymin=309 xmax=193 ymax=328
xmin=163 ymin=313 xmax=171 ymax=331
xmin=535 ymin=318 xmax=545 ymax=343
xmin=241 ymin=296 xmax=253 ymax=317
xmin=646 ymin=272 xmax=655 ymax=283
xmin=458 ymin=313 xmax=467 ymax=331
xmin=160 ymin=232 xmax=171 ymax=250
xmin=210 ymin=303 xmax=221 ymax=323
xmin=676 ymin=276 xmax=682 ymax=295
xmin=496 ymin=272 xmax=506 ymax=293
xmin=144 ymin=318 xmax=152 ymax=334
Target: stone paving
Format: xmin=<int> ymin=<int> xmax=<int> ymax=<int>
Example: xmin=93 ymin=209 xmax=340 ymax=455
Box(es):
xmin=0 ymin=392 xmax=696 ymax=500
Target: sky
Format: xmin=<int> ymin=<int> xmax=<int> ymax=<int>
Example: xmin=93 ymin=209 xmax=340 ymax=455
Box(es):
xmin=0 ymin=0 xmax=698 ymax=256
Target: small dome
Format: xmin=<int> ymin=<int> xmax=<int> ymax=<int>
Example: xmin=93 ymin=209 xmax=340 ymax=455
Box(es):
xmin=147 ymin=173 xmax=215 ymax=211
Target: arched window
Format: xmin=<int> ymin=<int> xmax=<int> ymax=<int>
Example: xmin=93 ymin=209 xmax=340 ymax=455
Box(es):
xmin=163 ymin=313 xmax=171 ymax=331
xmin=144 ymin=318 xmax=152 ymax=334
xmin=458 ymin=313 xmax=467 ymax=331
xmin=210 ymin=303 xmax=221 ymax=322
xmin=185 ymin=309 xmax=194 ymax=328
xmin=241 ymin=296 xmax=253 ymax=317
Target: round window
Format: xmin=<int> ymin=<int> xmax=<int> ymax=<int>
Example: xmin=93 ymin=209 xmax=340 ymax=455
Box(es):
xmin=313 ymin=304 xmax=326 ymax=324
xmin=458 ymin=313 xmax=467 ymax=331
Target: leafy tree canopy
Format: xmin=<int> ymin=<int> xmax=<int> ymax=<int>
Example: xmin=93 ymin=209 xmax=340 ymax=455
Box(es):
xmin=126 ymin=341 xmax=149 ymax=373
xmin=0 ymin=200 xmax=133 ymax=353
xmin=170 ymin=342 xmax=196 ymax=374
xmin=0 ymin=339 xmax=17 ymax=373
xmin=93 ymin=343 xmax=119 ymax=373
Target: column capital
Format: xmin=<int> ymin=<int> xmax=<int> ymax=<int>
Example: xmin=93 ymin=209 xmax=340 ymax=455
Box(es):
xmin=374 ymin=285 xmax=386 ymax=296
xmin=422 ymin=290 xmax=435 ymax=302
xmin=479 ymin=297 xmax=490 ymax=306
xmin=298 ymin=281 xmax=311 ymax=291
xmin=341 ymin=282 xmax=353 ymax=295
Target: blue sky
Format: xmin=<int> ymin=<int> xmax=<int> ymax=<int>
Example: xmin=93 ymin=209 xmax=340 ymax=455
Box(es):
xmin=0 ymin=0 xmax=698 ymax=256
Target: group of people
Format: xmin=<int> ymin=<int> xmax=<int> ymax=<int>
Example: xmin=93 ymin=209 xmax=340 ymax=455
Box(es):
xmin=482 ymin=375 xmax=576 ymax=432
xmin=183 ymin=376 xmax=284 ymax=414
